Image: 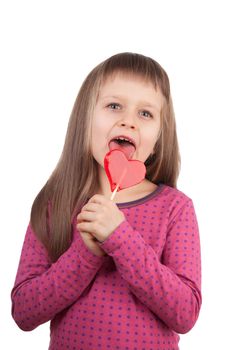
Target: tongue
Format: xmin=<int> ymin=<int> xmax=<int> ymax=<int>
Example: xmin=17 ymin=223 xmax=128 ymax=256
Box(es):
xmin=109 ymin=140 xmax=135 ymax=160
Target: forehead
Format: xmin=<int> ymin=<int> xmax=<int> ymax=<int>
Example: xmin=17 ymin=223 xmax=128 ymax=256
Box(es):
xmin=99 ymin=72 xmax=164 ymax=109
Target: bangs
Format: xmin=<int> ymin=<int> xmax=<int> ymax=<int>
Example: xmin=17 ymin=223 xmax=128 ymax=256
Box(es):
xmin=99 ymin=52 xmax=170 ymax=100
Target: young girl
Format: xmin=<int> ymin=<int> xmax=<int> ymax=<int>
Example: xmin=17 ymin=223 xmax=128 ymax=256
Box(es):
xmin=11 ymin=52 xmax=202 ymax=350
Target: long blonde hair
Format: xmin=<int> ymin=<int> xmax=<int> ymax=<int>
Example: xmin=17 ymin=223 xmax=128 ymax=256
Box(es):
xmin=30 ymin=52 xmax=180 ymax=262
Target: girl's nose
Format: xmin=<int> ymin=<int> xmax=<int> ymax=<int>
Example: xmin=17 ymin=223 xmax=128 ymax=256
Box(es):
xmin=118 ymin=114 xmax=137 ymax=129
xmin=120 ymin=122 xmax=136 ymax=129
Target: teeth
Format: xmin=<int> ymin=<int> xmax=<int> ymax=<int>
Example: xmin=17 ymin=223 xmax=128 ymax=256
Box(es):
xmin=116 ymin=137 xmax=134 ymax=145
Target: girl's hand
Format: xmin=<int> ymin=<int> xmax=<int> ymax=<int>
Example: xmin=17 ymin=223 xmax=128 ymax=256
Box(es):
xmin=79 ymin=230 xmax=107 ymax=257
xmin=77 ymin=194 xmax=125 ymax=243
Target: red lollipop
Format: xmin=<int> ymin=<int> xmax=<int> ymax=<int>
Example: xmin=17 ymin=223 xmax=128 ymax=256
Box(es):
xmin=104 ymin=149 xmax=146 ymax=200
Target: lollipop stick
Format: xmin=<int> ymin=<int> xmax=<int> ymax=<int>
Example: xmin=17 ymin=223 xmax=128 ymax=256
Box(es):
xmin=110 ymin=184 xmax=120 ymax=200
xmin=110 ymin=167 xmax=127 ymax=201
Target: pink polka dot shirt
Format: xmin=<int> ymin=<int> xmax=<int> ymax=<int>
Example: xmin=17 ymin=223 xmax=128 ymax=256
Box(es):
xmin=11 ymin=184 xmax=202 ymax=350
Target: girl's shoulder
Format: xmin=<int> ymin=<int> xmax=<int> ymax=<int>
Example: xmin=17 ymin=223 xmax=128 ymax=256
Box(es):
xmin=158 ymin=183 xmax=192 ymax=202
xmin=150 ymin=183 xmax=195 ymax=217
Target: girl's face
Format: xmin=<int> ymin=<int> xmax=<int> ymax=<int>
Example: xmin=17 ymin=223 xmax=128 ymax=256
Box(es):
xmin=91 ymin=72 xmax=163 ymax=171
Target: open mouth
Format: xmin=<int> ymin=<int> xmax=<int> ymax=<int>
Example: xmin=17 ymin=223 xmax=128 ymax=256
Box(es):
xmin=108 ymin=137 xmax=136 ymax=159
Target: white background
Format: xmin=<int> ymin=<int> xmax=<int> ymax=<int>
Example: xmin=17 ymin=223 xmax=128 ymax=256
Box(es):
xmin=1 ymin=1 xmax=232 ymax=349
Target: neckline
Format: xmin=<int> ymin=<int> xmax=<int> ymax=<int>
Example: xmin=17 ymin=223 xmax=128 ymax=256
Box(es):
xmin=116 ymin=183 xmax=165 ymax=208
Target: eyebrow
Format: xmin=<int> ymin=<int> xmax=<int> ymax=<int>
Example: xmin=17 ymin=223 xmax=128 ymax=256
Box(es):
xmin=101 ymin=95 xmax=160 ymax=111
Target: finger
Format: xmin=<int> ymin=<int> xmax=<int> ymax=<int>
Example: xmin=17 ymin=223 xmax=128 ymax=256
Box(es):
xmin=79 ymin=230 xmax=92 ymax=238
xmin=81 ymin=202 xmax=101 ymax=212
xmin=78 ymin=211 xmax=96 ymax=222
xmin=89 ymin=194 xmax=107 ymax=204
xmin=81 ymin=231 xmax=98 ymax=241
xmin=77 ymin=221 xmax=95 ymax=234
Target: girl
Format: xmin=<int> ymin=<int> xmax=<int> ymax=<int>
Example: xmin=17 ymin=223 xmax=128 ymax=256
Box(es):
xmin=11 ymin=52 xmax=202 ymax=350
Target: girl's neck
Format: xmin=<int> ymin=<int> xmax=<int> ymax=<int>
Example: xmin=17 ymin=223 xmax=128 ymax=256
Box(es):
xmin=96 ymin=166 xmax=157 ymax=203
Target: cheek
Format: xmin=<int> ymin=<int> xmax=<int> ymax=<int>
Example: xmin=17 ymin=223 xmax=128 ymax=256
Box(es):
xmin=92 ymin=115 xmax=109 ymax=135
xmin=150 ymin=123 xmax=161 ymax=143
xmin=91 ymin=117 xmax=110 ymax=156
xmin=141 ymin=129 xmax=160 ymax=155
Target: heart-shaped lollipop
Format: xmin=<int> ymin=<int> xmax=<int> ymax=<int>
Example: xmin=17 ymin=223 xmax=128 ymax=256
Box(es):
xmin=104 ymin=149 xmax=146 ymax=198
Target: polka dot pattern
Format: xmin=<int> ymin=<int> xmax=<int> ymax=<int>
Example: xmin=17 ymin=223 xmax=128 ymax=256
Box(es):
xmin=11 ymin=184 xmax=201 ymax=349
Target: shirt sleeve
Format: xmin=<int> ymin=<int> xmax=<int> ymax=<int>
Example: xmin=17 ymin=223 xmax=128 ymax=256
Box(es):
xmin=11 ymin=223 xmax=105 ymax=331
xmin=99 ymin=198 xmax=202 ymax=334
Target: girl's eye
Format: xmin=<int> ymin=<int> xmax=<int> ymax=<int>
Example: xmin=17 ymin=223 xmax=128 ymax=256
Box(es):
xmin=140 ymin=110 xmax=153 ymax=119
xmin=107 ymin=103 xmax=121 ymax=110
